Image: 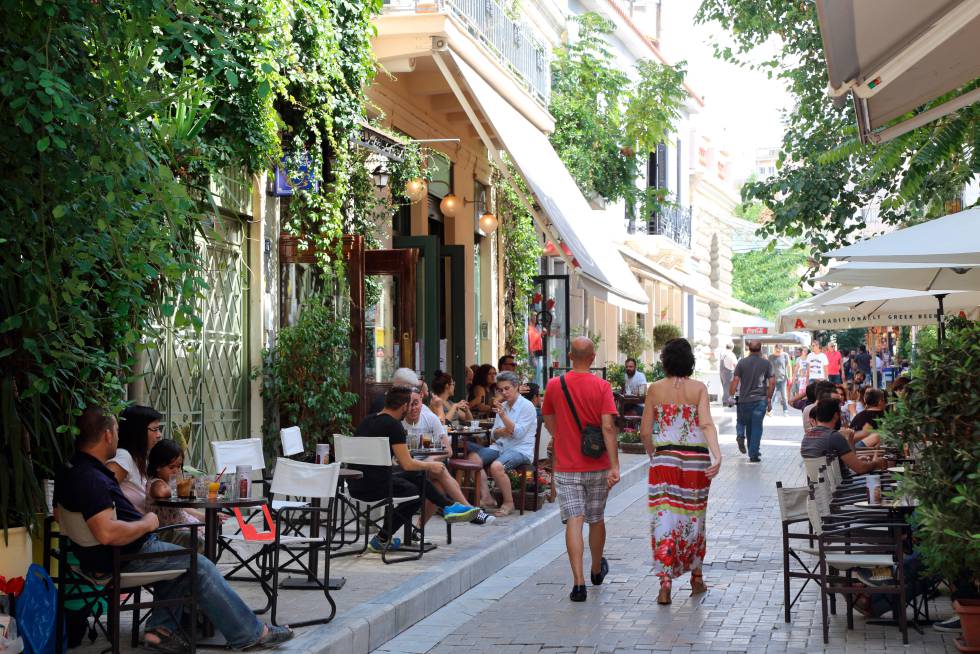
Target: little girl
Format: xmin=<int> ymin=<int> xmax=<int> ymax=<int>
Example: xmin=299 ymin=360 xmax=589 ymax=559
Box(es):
xmin=146 ymin=439 xmax=204 ymax=547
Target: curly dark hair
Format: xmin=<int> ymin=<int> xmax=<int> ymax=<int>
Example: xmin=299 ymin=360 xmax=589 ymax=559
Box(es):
xmin=468 ymin=364 xmax=495 ymax=401
xmin=660 ymin=338 xmax=695 ymax=378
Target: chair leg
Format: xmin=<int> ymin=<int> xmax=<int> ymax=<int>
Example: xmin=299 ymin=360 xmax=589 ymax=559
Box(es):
xmin=131 ymin=587 xmax=141 ymax=648
xmin=782 ymin=528 xmax=791 ymax=623
xmin=519 ymin=472 xmax=526 ymax=515
xmin=446 ymin=521 xmax=452 ymax=545
xmin=819 ymin=557 xmax=830 ymax=644
xmin=109 ymin=583 xmax=121 ymax=654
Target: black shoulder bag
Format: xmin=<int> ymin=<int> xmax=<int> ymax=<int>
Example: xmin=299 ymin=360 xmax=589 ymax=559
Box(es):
xmin=559 ymin=375 xmax=606 ymax=459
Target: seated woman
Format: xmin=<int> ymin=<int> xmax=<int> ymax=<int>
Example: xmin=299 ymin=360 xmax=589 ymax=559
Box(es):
xmin=429 ymin=371 xmax=472 ymax=424
xmin=467 ymin=364 xmax=497 ymax=416
xmin=852 ymin=388 xmax=888 ymax=448
xmin=106 ymin=405 xmax=164 ymax=514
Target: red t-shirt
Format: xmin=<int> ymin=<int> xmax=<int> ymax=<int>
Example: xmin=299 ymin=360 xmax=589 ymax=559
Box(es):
xmin=825 ymin=350 xmax=842 ymax=375
xmin=542 ymin=371 xmax=618 ymax=472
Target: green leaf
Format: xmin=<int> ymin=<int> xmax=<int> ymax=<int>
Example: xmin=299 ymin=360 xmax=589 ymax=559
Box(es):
xmin=36 ymin=136 xmax=50 ymax=152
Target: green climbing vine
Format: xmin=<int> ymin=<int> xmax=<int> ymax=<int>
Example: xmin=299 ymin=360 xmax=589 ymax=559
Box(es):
xmin=493 ymin=160 xmax=542 ymax=358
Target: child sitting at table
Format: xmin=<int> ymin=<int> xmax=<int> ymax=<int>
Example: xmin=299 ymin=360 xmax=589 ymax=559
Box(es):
xmin=146 ymin=439 xmax=205 ymax=548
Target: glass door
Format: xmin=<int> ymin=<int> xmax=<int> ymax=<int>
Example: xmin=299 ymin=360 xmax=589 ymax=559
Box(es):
xmin=531 ymin=274 xmax=570 ymax=383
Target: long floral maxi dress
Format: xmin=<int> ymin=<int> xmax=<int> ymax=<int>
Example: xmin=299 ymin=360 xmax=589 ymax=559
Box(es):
xmin=649 ymin=403 xmax=711 ymax=581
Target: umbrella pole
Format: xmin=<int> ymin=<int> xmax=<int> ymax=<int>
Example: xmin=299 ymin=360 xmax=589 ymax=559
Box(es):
xmin=936 ymin=293 xmax=948 ymax=344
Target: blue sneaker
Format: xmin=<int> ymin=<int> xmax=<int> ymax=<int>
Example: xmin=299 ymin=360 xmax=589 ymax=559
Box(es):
xmin=368 ymin=536 xmax=402 ymax=553
xmin=442 ymin=503 xmax=481 ymax=523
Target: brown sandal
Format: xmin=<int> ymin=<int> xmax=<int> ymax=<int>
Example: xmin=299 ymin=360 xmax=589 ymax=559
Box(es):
xmin=691 ymin=570 xmax=708 ymax=595
xmin=657 ymin=579 xmax=672 ymax=605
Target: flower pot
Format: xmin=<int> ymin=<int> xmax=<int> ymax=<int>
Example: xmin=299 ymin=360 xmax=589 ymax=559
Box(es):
xmin=955 ymin=599 xmax=980 ymax=651
xmin=618 ymin=441 xmax=646 ymax=454
xmin=0 ymin=526 xmax=33 ymax=580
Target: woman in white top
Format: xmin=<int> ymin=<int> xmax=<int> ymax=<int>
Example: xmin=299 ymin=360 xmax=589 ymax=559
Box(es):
xmin=105 ymin=404 xmax=164 ymax=513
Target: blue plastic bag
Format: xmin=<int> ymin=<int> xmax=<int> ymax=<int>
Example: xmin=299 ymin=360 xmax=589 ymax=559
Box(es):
xmin=14 ymin=564 xmax=61 ymax=654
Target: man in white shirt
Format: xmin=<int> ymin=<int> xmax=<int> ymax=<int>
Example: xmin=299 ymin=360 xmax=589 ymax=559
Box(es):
xmin=466 ymin=371 xmax=538 ymax=517
xmin=402 ymin=389 xmax=448 ymax=450
xmin=806 ymin=342 xmax=829 ymax=383
xmin=719 ymin=343 xmax=737 ymax=405
xmin=622 ymin=358 xmax=647 ymax=416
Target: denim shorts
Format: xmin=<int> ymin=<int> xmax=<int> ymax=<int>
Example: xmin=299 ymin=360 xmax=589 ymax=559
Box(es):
xmin=470 ymin=445 xmax=530 ymax=470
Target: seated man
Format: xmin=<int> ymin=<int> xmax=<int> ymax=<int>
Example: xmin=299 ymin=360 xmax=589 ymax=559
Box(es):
xmin=621 ymin=358 xmax=646 ymax=416
xmin=467 ymin=371 xmax=538 ymax=517
xmin=346 ymin=388 xmax=480 ymax=552
xmin=54 ymin=407 xmax=292 ymax=651
xmin=852 ymin=388 xmax=887 ymax=448
xmin=402 ymin=388 xmax=493 ymax=525
xmin=801 ymin=398 xmax=887 ymax=476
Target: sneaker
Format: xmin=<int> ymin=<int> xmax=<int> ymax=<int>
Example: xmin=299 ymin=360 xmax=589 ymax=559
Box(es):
xmin=933 ymin=617 xmax=961 ymax=633
xmin=367 ymin=536 xmax=402 ymax=553
xmin=569 ymin=584 xmax=587 ymax=602
xmin=736 ymin=436 xmax=746 ymax=454
xmin=470 ymin=509 xmax=495 ymax=525
xmin=443 ymin=503 xmax=481 ymax=523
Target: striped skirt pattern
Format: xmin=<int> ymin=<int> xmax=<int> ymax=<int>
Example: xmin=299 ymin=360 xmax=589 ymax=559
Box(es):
xmin=649 ymin=445 xmax=711 ymax=580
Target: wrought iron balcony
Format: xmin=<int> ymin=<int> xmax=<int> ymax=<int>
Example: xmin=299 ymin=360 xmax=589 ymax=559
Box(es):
xmin=383 ymin=0 xmax=551 ymax=106
xmin=626 ymin=204 xmax=693 ymax=248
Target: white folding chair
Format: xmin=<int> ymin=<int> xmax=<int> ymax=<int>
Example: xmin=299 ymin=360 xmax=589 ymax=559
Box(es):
xmin=280 ymin=427 xmax=304 ymax=458
xmin=334 ymin=435 xmax=426 ymax=564
xmin=222 ymin=460 xmax=341 ymax=627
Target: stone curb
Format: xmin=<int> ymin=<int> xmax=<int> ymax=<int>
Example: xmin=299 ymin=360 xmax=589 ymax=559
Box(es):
xmin=286 ymin=456 xmax=651 ymax=654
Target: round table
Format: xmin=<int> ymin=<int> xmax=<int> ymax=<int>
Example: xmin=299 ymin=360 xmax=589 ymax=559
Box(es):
xmin=153 ymin=496 xmax=266 ymax=563
xmin=446 ymin=427 xmax=490 ymax=457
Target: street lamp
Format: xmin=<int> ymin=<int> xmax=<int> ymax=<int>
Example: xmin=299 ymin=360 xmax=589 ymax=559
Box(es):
xmin=403 ymin=178 xmax=427 ymax=203
xmin=479 ymin=211 xmax=498 ymax=235
xmin=439 ymin=193 xmax=461 ymax=218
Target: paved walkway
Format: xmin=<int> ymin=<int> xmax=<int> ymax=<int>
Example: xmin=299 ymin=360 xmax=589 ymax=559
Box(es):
xmin=375 ymin=412 xmax=959 ymax=654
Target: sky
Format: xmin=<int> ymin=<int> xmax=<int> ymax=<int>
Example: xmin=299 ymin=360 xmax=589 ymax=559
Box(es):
xmin=650 ymin=0 xmax=794 ymax=183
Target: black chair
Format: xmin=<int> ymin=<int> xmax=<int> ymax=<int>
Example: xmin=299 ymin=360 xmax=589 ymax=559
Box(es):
xmin=53 ymin=505 xmax=200 ymax=654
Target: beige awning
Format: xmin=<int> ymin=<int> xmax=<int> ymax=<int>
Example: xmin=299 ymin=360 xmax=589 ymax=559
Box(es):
xmin=816 ymin=0 xmax=980 ymax=143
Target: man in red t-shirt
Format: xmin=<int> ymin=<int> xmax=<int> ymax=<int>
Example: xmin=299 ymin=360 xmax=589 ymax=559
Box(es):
xmin=825 ymin=341 xmax=843 ymax=384
xmin=542 ymin=337 xmax=620 ymax=602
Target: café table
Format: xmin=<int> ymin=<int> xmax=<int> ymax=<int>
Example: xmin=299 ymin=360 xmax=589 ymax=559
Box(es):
xmin=280 ymin=467 xmax=362 ymax=591
xmin=153 ymin=495 xmax=266 ymax=563
xmin=446 ymin=426 xmax=491 ymax=457
xmin=152 ymin=495 xmax=267 ymax=643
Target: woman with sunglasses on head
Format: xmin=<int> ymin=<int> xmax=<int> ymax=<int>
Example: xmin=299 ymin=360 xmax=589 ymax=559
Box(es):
xmin=106 ymin=404 xmax=165 ymax=514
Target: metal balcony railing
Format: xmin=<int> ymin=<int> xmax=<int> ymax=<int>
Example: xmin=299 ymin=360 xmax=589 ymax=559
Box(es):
xmin=383 ymin=0 xmax=551 ymax=106
xmin=627 ymin=204 xmax=693 ymax=248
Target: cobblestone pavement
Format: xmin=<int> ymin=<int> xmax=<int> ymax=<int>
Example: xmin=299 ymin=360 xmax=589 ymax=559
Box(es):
xmin=376 ymin=412 xmax=959 ymax=654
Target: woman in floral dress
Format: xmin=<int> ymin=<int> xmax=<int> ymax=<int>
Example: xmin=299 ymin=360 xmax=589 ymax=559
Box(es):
xmin=639 ymin=338 xmax=722 ymax=605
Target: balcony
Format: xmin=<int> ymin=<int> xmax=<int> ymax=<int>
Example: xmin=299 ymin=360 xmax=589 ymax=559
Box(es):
xmin=383 ymin=0 xmax=551 ymax=106
xmin=627 ymin=204 xmax=692 ymax=249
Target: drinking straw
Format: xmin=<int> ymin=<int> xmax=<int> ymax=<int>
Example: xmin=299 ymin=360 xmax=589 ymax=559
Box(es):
xmin=214 ymin=466 xmax=227 ymax=482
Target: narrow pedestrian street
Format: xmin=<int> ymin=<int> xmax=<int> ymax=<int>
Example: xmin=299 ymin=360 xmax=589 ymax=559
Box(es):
xmin=375 ymin=413 xmax=958 ymax=654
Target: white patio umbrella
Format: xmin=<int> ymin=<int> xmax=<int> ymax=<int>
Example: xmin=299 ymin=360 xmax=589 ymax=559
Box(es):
xmin=816 ymin=261 xmax=980 ymax=292
xmin=779 ymin=285 xmax=980 ymax=345
xmin=825 ymin=206 xmax=980 ymax=264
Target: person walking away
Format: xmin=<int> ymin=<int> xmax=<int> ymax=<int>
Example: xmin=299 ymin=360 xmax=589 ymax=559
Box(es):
xmin=542 ymin=337 xmax=620 ymax=602
xmin=825 ymin=341 xmax=843 ymax=384
xmin=767 ymin=345 xmax=790 ymax=415
xmin=718 ymin=343 xmax=737 ymax=406
xmin=640 ymin=338 xmax=722 ymax=605
xmin=806 ymin=342 xmax=829 ymax=383
xmin=729 ymin=340 xmax=775 ymax=462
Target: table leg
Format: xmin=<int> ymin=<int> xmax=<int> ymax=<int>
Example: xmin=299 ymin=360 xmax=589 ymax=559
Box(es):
xmin=198 ymin=508 xmax=220 ymax=643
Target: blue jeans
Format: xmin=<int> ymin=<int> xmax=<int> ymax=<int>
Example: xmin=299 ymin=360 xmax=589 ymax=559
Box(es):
xmin=124 ymin=535 xmax=263 ymax=649
xmin=736 ymin=400 xmax=767 ymax=458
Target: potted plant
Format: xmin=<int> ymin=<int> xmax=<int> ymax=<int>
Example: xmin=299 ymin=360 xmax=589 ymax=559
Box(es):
xmin=879 ymin=317 xmax=980 ymax=650
xmin=617 ymin=429 xmax=645 ymax=454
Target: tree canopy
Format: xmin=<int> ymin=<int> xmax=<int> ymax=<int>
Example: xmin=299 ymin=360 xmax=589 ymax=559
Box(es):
xmin=696 ymin=1 xmax=979 ymax=261
xmin=550 ymin=12 xmax=687 ymax=211
xmin=731 ymin=248 xmax=809 ymax=321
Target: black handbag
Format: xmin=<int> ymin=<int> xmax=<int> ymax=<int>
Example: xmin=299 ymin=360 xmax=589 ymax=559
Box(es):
xmin=559 ymin=375 xmax=606 ymax=459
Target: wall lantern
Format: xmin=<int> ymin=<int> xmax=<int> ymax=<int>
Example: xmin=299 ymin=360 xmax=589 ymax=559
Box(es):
xmin=404 ymin=178 xmax=427 ymax=203
xmin=479 ymin=211 xmax=498 ymax=235
xmin=372 ymin=165 xmax=390 ymax=189
xmin=439 ymin=193 xmax=461 ymax=218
